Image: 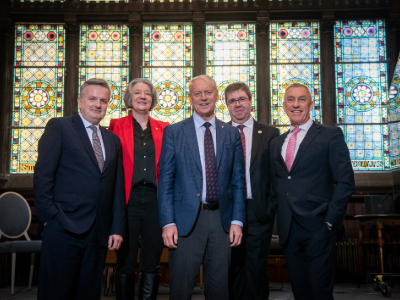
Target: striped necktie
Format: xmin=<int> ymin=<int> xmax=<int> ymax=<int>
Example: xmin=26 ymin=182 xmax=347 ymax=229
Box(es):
xmin=89 ymin=125 xmax=104 ymax=172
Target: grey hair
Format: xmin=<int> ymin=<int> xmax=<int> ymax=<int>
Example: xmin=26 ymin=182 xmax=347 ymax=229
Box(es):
xmin=284 ymin=83 xmax=312 ymax=99
xmin=224 ymin=82 xmax=252 ymax=104
xmin=123 ymin=78 xmax=158 ymax=111
xmin=189 ymin=75 xmax=218 ymax=94
xmin=79 ymin=78 xmax=111 ymax=100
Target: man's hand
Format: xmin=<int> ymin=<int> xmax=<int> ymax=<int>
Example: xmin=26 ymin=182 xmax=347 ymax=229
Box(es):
xmin=229 ymin=224 xmax=243 ymax=247
xmin=108 ymin=234 xmax=123 ymax=250
xmin=162 ymin=225 xmax=178 ymax=249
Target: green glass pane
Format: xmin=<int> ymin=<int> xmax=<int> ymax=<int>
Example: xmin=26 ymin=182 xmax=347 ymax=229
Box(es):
xmin=206 ymin=23 xmax=256 ymax=122
xmin=143 ymin=24 xmax=192 ymax=124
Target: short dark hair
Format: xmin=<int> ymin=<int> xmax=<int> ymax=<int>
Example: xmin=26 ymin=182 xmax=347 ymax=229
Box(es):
xmin=123 ymin=78 xmax=158 ymax=111
xmin=79 ymin=78 xmax=111 ymax=100
xmin=224 ymin=82 xmax=252 ymax=104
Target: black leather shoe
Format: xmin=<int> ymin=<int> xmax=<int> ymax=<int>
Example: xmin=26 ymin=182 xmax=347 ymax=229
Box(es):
xmin=115 ymin=271 xmax=135 ymax=300
xmin=138 ymin=272 xmax=160 ymax=300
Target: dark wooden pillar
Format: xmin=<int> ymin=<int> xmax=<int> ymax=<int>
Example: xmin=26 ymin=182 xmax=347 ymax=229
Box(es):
xmin=129 ymin=21 xmax=142 ymax=80
xmin=64 ymin=22 xmax=79 ymax=116
xmin=193 ymin=13 xmax=206 ymax=77
xmin=256 ymin=12 xmax=270 ymax=124
xmin=321 ymin=13 xmax=336 ymax=126
xmin=0 ymin=22 xmax=14 ymax=179
xmin=387 ymin=15 xmax=400 ymax=85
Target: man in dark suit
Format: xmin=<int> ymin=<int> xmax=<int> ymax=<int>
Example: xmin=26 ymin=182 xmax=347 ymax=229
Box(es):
xmin=226 ymin=82 xmax=279 ymax=300
xmin=34 ymin=78 xmax=125 ymax=300
xmin=158 ymin=75 xmax=246 ymax=299
xmin=270 ymin=83 xmax=355 ymax=300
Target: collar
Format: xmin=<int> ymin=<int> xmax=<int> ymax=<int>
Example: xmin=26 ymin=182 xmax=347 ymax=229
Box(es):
xmin=132 ymin=115 xmax=150 ymax=129
xmin=79 ymin=112 xmax=100 ymax=131
xmin=289 ymin=118 xmax=313 ymax=133
xmin=193 ymin=112 xmax=216 ymax=130
xmin=232 ymin=117 xmax=254 ymax=129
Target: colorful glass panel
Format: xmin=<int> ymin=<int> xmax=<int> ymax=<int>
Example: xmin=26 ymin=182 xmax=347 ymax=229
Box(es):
xmin=206 ymin=23 xmax=256 ymax=122
xmin=335 ymin=20 xmax=389 ymax=170
xmin=11 ymin=24 xmax=65 ymax=173
xmin=79 ymin=25 xmax=129 ymax=127
xmin=270 ymin=22 xmax=321 ymax=134
xmin=143 ymin=24 xmax=192 ymax=124
xmin=388 ymin=53 xmax=400 ymax=169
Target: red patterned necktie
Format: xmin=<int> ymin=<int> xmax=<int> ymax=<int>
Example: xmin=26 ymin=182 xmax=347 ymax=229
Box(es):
xmin=237 ymin=125 xmax=247 ymax=197
xmin=285 ymin=127 xmax=301 ymax=171
xmin=204 ymin=122 xmax=219 ymax=203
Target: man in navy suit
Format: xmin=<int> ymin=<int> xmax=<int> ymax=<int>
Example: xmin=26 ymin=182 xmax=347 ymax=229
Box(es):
xmin=158 ymin=75 xmax=246 ymax=299
xmin=270 ymin=83 xmax=355 ymax=300
xmin=34 ymin=78 xmax=125 ymax=300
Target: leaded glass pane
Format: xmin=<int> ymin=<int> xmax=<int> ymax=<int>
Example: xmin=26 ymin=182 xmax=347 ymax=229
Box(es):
xmin=143 ymin=24 xmax=192 ymax=124
xmin=335 ymin=20 xmax=389 ymax=170
xmin=270 ymin=22 xmax=321 ymax=134
xmin=389 ymin=53 xmax=400 ymax=169
xmin=11 ymin=24 xmax=65 ymax=174
xmin=79 ymin=25 xmax=129 ymax=127
xmin=206 ymin=23 xmax=256 ymax=122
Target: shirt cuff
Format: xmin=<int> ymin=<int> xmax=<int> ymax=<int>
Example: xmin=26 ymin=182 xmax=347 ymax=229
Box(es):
xmin=162 ymin=223 xmax=176 ymax=230
xmin=231 ymin=220 xmax=243 ymax=228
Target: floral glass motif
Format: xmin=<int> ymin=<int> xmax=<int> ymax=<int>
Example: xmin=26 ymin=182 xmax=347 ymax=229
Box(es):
xmin=143 ymin=24 xmax=192 ymax=124
xmin=206 ymin=23 xmax=256 ymax=122
xmin=335 ymin=20 xmax=389 ymax=170
xmin=388 ymin=53 xmax=400 ymax=169
xmin=270 ymin=22 xmax=321 ymax=134
xmin=79 ymin=25 xmax=129 ymax=127
xmin=11 ymin=24 xmax=65 ymax=173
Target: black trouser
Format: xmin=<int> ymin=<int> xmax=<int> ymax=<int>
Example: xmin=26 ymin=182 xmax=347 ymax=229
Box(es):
xmin=38 ymin=218 xmax=107 ymax=300
xmin=229 ymin=199 xmax=275 ymax=300
xmin=117 ymin=186 xmax=164 ymax=274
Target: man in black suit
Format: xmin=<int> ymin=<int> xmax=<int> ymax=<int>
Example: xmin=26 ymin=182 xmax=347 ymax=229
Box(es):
xmin=270 ymin=83 xmax=355 ymax=300
xmin=226 ymin=82 xmax=279 ymax=300
xmin=34 ymin=78 xmax=125 ymax=300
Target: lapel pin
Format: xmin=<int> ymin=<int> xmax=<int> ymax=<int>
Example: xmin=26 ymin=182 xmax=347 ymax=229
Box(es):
xmin=221 ymin=126 xmax=224 ymax=128
xmin=258 ymin=130 xmax=262 ymax=134
xmin=155 ymin=127 xmax=158 ymax=130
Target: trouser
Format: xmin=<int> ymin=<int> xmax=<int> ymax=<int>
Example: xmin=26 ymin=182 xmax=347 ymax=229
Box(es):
xmin=38 ymin=218 xmax=107 ymax=300
xmin=117 ymin=186 xmax=164 ymax=274
xmin=168 ymin=208 xmax=231 ymax=300
xmin=229 ymin=199 xmax=275 ymax=300
xmin=284 ymin=218 xmax=337 ymax=300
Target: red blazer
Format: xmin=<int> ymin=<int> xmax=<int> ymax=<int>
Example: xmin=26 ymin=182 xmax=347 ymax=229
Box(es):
xmin=109 ymin=115 xmax=169 ymax=205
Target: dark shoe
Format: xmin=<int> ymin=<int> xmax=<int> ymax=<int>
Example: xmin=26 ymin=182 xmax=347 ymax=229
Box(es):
xmin=138 ymin=272 xmax=160 ymax=300
xmin=115 ymin=271 xmax=135 ymax=300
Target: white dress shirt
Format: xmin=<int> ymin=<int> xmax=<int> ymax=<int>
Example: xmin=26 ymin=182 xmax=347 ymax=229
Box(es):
xmin=79 ymin=112 xmax=106 ymax=160
xmin=232 ymin=117 xmax=254 ymax=199
xmin=281 ymin=118 xmax=313 ymax=162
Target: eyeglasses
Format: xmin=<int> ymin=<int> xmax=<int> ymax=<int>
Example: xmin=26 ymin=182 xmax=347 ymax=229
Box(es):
xmin=227 ymin=97 xmax=249 ymax=106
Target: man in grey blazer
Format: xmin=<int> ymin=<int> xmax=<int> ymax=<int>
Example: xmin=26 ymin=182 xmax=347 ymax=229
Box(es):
xmin=158 ymin=75 xmax=246 ymax=299
xmin=226 ymin=82 xmax=279 ymax=300
xmin=270 ymin=83 xmax=354 ymax=300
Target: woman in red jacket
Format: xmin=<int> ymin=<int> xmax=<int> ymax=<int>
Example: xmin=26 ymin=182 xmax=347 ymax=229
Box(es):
xmin=109 ymin=78 xmax=169 ymax=300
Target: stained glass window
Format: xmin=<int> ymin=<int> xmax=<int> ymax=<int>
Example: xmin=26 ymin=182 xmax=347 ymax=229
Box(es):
xmin=270 ymin=22 xmax=321 ymax=134
xmin=79 ymin=25 xmax=129 ymax=127
xmin=206 ymin=23 xmax=256 ymax=122
xmin=388 ymin=53 xmax=400 ymax=169
xmin=11 ymin=24 xmax=65 ymax=173
xmin=335 ymin=20 xmax=388 ymax=170
xmin=143 ymin=24 xmax=192 ymax=123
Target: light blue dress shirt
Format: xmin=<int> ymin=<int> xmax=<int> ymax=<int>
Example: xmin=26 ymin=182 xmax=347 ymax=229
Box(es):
xmin=78 ymin=112 xmax=106 ymax=160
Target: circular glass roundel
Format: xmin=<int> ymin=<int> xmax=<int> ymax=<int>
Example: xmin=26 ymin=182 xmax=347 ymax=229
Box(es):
xmin=22 ymin=81 xmax=55 ymax=116
xmin=344 ymin=76 xmax=379 ymax=112
xmin=154 ymin=82 xmax=185 ymax=116
xmin=216 ymin=80 xmax=236 ymax=116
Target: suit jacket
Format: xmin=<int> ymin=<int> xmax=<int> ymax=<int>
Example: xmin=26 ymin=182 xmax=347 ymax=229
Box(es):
xmin=229 ymin=120 xmax=279 ymax=223
xmin=158 ymin=115 xmax=246 ymax=236
xmin=34 ymin=114 xmax=126 ymax=247
xmin=109 ymin=115 xmax=169 ymax=204
xmin=270 ymin=122 xmax=355 ymax=244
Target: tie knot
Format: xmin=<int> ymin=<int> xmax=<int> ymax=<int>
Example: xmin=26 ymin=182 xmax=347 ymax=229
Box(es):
xmin=237 ymin=125 xmax=245 ymax=132
xmin=203 ymin=122 xmax=211 ymax=129
xmin=88 ymin=125 xmax=98 ymax=133
xmin=292 ymin=127 xmax=301 ymax=135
